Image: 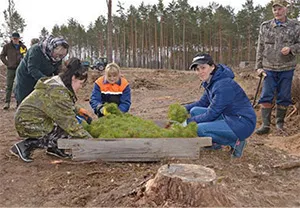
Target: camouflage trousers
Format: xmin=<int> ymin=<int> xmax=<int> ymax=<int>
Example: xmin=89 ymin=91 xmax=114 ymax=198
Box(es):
xmin=39 ymin=125 xmax=71 ymax=149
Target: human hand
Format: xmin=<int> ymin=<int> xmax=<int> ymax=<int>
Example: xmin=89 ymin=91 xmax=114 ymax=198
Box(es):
xmin=76 ymin=115 xmax=92 ymax=124
xmin=79 ymin=108 xmax=92 ymax=117
xmin=181 ymin=120 xmax=187 ymax=127
xmin=100 ymin=106 xmax=110 ymax=116
xmin=96 ymin=105 xmax=110 ymax=117
xmin=78 ymin=108 xmax=93 ymax=124
xmin=256 ymin=68 xmax=266 ymax=77
xmin=281 ymin=47 xmax=291 ymax=55
xmin=170 ymin=119 xmax=188 ymax=127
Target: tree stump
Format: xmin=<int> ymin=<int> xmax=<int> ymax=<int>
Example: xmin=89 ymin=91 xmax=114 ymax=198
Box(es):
xmin=143 ymin=164 xmax=233 ymax=207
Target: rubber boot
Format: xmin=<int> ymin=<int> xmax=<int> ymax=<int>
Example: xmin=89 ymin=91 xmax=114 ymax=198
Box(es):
xmin=276 ymin=106 xmax=287 ymax=130
xmin=255 ymin=108 xmax=272 ymax=135
xmin=46 ymin=147 xmax=71 ymax=158
xmin=11 ymin=138 xmax=44 ymax=162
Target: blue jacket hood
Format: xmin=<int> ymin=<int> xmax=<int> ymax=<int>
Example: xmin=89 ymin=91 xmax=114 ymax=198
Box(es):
xmin=203 ymin=64 xmax=234 ymax=88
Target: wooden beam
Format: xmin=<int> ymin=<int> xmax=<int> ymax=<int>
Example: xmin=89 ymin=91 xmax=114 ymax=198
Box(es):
xmin=57 ymin=137 xmax=212 ymax=162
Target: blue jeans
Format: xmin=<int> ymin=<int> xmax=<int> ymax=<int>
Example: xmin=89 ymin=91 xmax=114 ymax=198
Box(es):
xmin=190 ymin=107 xmax=238 ymax=146
xmin=258 ymin=69 xmax=294 ymax=106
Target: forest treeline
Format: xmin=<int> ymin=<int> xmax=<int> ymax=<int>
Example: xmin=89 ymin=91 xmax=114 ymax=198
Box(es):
xmin=2 ymin=0 xmax=300 ymax=69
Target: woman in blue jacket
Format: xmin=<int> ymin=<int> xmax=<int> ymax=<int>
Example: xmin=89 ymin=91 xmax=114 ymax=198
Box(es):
xmin=185 ymin=53 xmax=256 ymax=158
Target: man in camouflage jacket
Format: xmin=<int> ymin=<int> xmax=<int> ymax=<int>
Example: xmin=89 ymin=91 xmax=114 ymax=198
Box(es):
xmin=255 ymin=0 xmax=300 ymax=135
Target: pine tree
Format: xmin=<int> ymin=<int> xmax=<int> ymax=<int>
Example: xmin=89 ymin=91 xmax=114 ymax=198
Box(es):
xmin=39 ymin=27 xmax=49 ymax=41
xmin=107 ymin=0 xmax=113 ymax=63
xmin=2 ymin=0 xmax=26 ymax=39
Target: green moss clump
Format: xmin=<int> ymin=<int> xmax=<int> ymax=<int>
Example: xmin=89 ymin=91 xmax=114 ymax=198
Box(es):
xmin=103 ymin=103 xmax=122 ymax=115
xmin=82 ymin=103 xmax=197 ymax=139
xmin=167 ymin=103 xmax=188 ymax=123
xmin=83 ymin=113 xmax=197 ymax=139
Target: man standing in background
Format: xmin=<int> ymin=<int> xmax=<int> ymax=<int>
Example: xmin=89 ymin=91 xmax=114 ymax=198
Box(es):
xmin=0 ymin=32 xmax=27 ymax=110
xmin=255 ymin=0 xmax=300 ymax=135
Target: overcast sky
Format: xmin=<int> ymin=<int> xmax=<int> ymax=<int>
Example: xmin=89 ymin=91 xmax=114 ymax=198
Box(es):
xmin=0 ymin=0 xmax=270 ymax=46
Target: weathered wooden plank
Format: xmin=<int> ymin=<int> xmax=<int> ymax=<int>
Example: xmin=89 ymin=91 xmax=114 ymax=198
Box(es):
xmin=57 ymin=137 xmax=212 ymax=162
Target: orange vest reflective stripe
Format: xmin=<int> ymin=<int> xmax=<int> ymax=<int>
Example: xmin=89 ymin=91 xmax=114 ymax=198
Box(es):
xmin=95 ymin=76 xmax=129 ymax=94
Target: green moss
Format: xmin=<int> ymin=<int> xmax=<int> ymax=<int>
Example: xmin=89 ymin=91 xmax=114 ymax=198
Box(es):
xmin=82 ymin=103 xmax=197 ymax=139
xmin=167 ymin=103 xmax=188 ymax=123
xmin=83 ymin=113 xmax=197 ymax=138
xmin=104 ymin=103 xmax=122 ymax=115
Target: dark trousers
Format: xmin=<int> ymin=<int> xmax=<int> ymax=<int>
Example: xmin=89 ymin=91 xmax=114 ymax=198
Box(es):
xmin=5 ymin=68 xmax=16 ymax=103
xmin=258 ymin=69 xmax=294 ymax=106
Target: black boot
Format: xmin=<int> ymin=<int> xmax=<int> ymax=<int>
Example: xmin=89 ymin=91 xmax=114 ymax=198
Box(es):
xmin=46 ymin=147 xmax=71 ymax=158
xmin=276 ymin=106 xmax=287 ymax=130
xmin=10 ymin=138 xmax=43 ymax=162
xmin=255 ymin=108 xmax=272 ymax=135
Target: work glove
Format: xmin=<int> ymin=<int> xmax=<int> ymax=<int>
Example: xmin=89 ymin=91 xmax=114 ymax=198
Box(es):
xmin=96 ymin=105 xmax=110 ymax=117
xmin=170 ymin=119 xmax=188 ymax=127
xmin=181 ymin=120 xmax=188 ymax=127
xmin=78 ymin=108 xmax=93 ymax=124
xmin=76 ymin=115 xmax=87 ymax=124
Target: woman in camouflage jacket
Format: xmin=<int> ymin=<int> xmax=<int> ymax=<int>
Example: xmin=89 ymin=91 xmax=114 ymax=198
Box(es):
xmin=10 ymin=58 xmax=92 ymax=162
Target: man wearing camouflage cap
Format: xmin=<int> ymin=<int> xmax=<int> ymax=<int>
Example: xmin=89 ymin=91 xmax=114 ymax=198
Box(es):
xmin=255 ymin=0 xmax=300 ymax=135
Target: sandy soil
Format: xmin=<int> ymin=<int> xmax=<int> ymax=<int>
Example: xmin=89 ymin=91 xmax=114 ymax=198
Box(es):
xmin=0 ymin=66 xmax=300 ymax=207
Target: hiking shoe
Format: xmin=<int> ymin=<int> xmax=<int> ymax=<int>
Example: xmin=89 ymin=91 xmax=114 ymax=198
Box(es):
xmin=232 ymin=140 xmax=247 ymax=158
xmin=3 ymin=102 xmax=10 ymax=110
xmin=46 ymin=147 xmax=71 ymax=158
xmin=12 ymin=141 xmax=34 ymax=162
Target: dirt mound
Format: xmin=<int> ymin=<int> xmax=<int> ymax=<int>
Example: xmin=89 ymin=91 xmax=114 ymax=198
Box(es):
xmin=131 ymin=78 xmax=163 ymax=90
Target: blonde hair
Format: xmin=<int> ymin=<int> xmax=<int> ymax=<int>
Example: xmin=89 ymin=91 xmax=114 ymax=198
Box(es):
xmin=105 ymin=62 xmax=120 ymax=75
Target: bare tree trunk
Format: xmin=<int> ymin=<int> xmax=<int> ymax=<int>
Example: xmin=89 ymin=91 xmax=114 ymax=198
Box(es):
xmin=98 ymin=32 xmax=104 ymax=57
xmin=209 ymin=26 xmax=212 ymax=55
xmin=160 ymin=16 xmax=164 ymax=69
xmin=228 ymin=37 xmax=232 ymax=65
xmin=106 ymin=0 xmax=113 ymax=63
xmin=130 ymin=15 xmax=134 ymax=67
xmin=154 ymin=21 xmax=158 ymax=69
xmin=247 ymin=25 xmax=251 ymax=61
xmin=123 ymin=26 xmax=126 ymax=67
xmin=114 ymin=28 xmax=119 ymax=64
xmin=172 ymin=24 xmax=175 ymax=69
xmin=218 ymin=22 xmax=223 ymax=63
xmin=134 ymin=18 xmax=137 ymax=67
xmin=141 ymin=20 xmax=145 ymax=68
xmin=182 ymin=19 xmax=186 ymax=70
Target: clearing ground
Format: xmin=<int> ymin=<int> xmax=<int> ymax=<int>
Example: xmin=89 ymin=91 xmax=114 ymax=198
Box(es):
xmin=0 ymin=65 xmax=300 ymax=207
